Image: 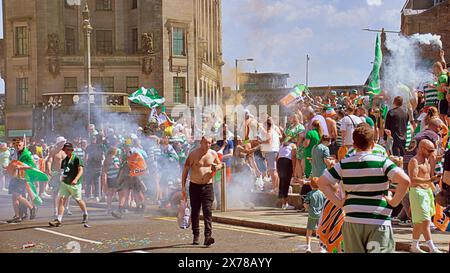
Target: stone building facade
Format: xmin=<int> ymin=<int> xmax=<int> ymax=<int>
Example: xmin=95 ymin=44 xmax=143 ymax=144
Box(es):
xmin=0 ymin=0 xmax=223 ymax=139
xmin=401 ymin=0 xmax=450 ymax=60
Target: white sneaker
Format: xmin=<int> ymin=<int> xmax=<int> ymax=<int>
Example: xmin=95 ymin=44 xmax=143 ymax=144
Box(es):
xmin=430 ymin=248 xmax=443 ymax=253
xmin=41 ymin=192 xmax=51 ymax=199
xmin=410 ymin=245 xmax=427 ymax=253
xmin=285 ymin=205 xmax=296 ymax=210
xmin=320 ymin=247 xmax=328 ymax=253
xmin=306 ymin=247 xmax=312 ymax=253
xmin=2 ymin=187 xmax=8 ymax=192
xmin=95 ymin=197 xmax=101 ymax=203
xmin=281 ymin=204 xmax=287 ymax=210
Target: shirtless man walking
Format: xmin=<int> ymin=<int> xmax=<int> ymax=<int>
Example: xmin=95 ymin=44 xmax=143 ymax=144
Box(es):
xmin=46 ymin=136 xmax=70 ymax=217
xmin=408 ymin=139 xmax=443 ymax=253
xmin=182 ymin=136 xmax=222 ymax=247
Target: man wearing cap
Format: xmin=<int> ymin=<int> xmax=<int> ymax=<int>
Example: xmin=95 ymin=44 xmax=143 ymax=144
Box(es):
xmin=46 ymin=136 xmax=69 ymax=217
xmin=49 ymin=143 xmax=88 ymax=227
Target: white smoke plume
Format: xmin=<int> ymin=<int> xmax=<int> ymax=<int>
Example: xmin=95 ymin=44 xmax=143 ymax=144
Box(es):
xmin=382 ymin=33 xmax=442 ymax=104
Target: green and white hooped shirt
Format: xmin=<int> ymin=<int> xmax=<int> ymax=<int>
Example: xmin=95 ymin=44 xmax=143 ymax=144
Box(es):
xmin=324 ymin=152 xmax=402 ymax=226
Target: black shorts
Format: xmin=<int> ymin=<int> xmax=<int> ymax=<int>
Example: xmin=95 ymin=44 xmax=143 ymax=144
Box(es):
xmin=118 ymin=176 xmax=147 ymax=193
xmin=8 ymin=178 xmax=26 ymax=196
xmin=439 ymin=99 xmax=449 ymax=116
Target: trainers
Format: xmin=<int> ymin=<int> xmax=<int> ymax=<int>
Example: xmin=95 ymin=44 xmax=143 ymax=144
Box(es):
xmin=430 ymin=248 xmax=443 ymax=253
xmin=306 ymin=248 xmax=312 ymax=253
xmin=410 ymin=245 xmax=426 ymax=253
xmin=193 ymin=236 xmax=200 ymax=246
xmin=49 ymin=219 xmax=62 ymax=227
xmin=320 ymin=247 xmax=328 ymax=253
xmin=82 ymin=214 xmax=88 ymax=224
xmin=30 ymin=207 xmax=37 ymax=220
xmin=285 ymin=205 xmax=296 ymax=210
xmin=6 ymin=216 xmax=22 ymax=224
xmin=391 ymin=217 xmax=401 ymax=224
xmin=95 ymin=197 xmax=101 ymax=203
xmin=65 ymin=209 xmax=73 ymax=216
xmin=204 ymin=237 xmax=215 ymax=247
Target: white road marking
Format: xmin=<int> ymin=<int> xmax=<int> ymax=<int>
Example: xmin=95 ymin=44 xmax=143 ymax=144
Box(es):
xmin=129 ymin=250 xmax=150 ymax=253
xmin=34 ymin=228 xmax=103 ymax=245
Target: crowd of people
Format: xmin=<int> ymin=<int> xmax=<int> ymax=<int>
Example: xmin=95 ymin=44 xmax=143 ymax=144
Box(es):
xmin=2 ymin=51 xmax=450 ymax=253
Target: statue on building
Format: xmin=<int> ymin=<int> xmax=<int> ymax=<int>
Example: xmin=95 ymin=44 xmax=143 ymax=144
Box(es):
xmin=48 ymin=57 xmax=60 ymax=77
xmin=47 ymin=33 xmax=60 ymax=56
xmin=142 ymin=32 xmax=155 ymax=55
xmin=142 ymin=56 xmax=153 ymax=75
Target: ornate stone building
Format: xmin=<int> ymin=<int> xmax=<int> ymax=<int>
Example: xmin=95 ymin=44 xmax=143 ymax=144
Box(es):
xmin=0 ymin=0 xmax=223 ymax=139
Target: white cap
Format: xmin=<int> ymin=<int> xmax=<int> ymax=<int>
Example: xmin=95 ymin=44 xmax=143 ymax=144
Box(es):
xmin=56 ymin=136 xmax=67 ymax=144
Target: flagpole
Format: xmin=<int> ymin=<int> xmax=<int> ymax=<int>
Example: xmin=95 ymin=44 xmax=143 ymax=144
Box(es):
xmin=83 ymin=2 xmax=93 ymax=139
xmin=306 ymin=54 xmax=310 ymax=87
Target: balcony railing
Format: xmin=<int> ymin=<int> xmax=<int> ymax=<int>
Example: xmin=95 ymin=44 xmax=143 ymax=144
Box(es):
xmin=41 ymin=92 xmax=131 ymax=113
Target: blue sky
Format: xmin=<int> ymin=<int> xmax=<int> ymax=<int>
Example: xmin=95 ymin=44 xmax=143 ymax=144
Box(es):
xmin=0 ymin=0 xmax=405 ymax=93
xmin=222 ymin=0 xmax=405 ymax=87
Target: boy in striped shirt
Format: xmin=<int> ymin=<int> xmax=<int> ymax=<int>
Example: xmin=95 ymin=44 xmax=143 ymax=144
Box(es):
xmin=318 ymin=124 xmax=411 ymax=253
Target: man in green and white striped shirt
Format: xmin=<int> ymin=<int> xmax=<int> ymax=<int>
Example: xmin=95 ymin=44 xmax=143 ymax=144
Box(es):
xmin=318 ymin=124 xmax=411 ymax=253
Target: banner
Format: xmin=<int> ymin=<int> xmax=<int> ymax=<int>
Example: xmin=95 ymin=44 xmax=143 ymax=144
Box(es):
xmin=280 ymin=84 xmax=308 ymax=107
xmin=367 ymin=34 xmax=383 ymax=95
xmin=129 ymin=87 xmax=166 ymax=109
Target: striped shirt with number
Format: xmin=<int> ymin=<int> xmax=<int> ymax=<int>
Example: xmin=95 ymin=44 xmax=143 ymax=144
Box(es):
xmin=323 ymin=152 xmax=402 ymax=226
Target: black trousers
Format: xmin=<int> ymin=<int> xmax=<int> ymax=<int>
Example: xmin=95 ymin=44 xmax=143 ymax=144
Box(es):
xmin=392 ymin=139 xmax=406 ymax=157
xmin=277 ymin=158 xmax=293 ymax=199
xmin=189 ymin=182 xmax=214 ymax=238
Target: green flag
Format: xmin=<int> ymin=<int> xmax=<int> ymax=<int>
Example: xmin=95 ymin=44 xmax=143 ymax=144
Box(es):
xmin=128 ymin=87 xmax=166 ymax=109
xmin=368 ymin=34 xmax=383 ymax=95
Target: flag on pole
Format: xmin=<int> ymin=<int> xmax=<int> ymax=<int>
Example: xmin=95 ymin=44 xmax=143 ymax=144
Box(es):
xmin=128 ymin=87 xmax=166 ymax=109
xmin=280 ymin=84 xmax=309 ymax=107
xmin=367 ymin=34 xmax=383 ymax=95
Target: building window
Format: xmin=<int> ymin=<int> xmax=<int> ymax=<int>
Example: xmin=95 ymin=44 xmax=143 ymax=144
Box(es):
xmin=96 ymin=30 xmax=113 ymax=55
xmin=96 ymin=0 xmax=112 ymax=11
xmin=131 ymin=28 xmax=138 ymax=54
xmin=64 ymin=77 xmax=77 ymax=93
xmin=126 ymin=77 xmax=139 ymax=93
xmin=173 ymin=28 xmax=185 ymax=56
xmin=65 ymin=27 xmax=76 ymax=55
xmin=93 ymin=77 xmax=114 ymax=92
xmin=16 ymin=78 xmax=28 ymax=105
xmin=131 ymin=0 xmax=138 ymax=9
xmin=15 ymin=26 xmax=28 ymax=56
xmin=173 ymin=77 xmax=186 ymax=104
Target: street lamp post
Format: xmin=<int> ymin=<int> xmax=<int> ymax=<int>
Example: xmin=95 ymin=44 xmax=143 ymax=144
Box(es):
xmin=83 ymin=2 xmax=93 ymax=139
xmin=235 ymin=58 xmax=254 ymax=91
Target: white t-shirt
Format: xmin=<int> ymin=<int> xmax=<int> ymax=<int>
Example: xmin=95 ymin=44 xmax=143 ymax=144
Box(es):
xmin=260 ymin=128 xmax=281 ymax=152
xmin=310 ymin=115 xmax=329 ymax=136
xmin=341 ymin=115 xmax=363 ymax=146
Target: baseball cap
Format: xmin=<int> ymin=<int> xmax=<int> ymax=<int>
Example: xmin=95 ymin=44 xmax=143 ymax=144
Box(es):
xmin=63 ymin=143 xmax=74 ymax=150
xmin=56 ymin=136 xmax=67 ymax=144
xmin=330 ymin=90 xmax=337 ymax=96
xmin=350 ymin=89 xmax=358 ymax=95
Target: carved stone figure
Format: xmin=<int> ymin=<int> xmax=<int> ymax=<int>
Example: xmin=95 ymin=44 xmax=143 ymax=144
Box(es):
xmin=47 ymin=33 xmax=60 ymax=56
xmin=49 ymin=57 xmax=60 ymax=76
xmin=142 ymin=56 xmax=153 ymax=75
xmin=142 ymin=32 xmax=154 ymax=55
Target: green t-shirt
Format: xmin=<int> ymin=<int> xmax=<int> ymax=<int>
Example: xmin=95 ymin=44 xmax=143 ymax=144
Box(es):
xmin=61 ymin=155 xmax=83 ymax=185
xmin=437 ymin=73 xmax=448 ymax=100
xmin=311 ymin=144 xmax=330 ymax=178
xmin=304 ymin=129 xmax=320 ymax=157
xmin=305 ymin=189 xmax=326 ymax=219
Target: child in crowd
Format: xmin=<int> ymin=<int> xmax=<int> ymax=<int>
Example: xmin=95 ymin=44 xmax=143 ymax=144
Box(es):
xmin=304 ymin=178 xmax=326 ymax=253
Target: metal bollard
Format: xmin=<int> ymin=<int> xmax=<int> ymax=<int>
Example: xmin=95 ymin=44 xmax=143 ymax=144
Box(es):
xmin=221 ymin=163 xmax=227 ymax=212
